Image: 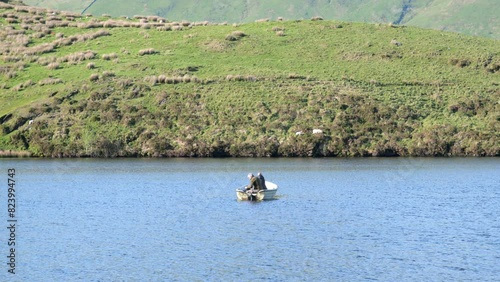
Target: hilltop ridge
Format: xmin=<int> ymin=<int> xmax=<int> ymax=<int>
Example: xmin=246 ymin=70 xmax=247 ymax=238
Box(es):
xmin=21 ymin=0 xmax=500 ymax=39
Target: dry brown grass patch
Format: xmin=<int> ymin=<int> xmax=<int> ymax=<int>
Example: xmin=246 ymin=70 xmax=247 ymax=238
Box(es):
xmin=203 ymin=40 xmax=228 ymax=52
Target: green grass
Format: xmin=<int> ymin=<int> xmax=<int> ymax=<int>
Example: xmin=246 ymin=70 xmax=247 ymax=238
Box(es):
xmin=0 ymin=3 xmax=499 ymax=157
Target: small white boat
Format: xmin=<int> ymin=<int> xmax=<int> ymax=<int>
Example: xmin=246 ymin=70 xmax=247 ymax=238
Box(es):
xmin=236 ymin=181 xmax=278 ymax=201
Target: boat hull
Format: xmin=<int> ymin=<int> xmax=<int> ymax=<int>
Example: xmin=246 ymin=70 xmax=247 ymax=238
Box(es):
xmin=236 ymin=181 xmax=278 ymax=201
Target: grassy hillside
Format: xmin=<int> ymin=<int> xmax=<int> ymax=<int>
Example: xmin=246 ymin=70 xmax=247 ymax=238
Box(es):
xmin=0 ymin=2 xmax=499 ymax=157
xmin=22 ymin=0 xmax=500 ymax=39
xmin=406 ymin=0 xmax=499 ymax=39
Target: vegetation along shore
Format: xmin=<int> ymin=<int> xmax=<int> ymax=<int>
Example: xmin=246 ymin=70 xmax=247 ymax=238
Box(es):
xmin=0 ymin=1 xmax=499 ymax=157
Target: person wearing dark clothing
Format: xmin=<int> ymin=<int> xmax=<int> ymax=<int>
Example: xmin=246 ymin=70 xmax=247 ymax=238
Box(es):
xmin=245 ymin=173 xmax=262 ymax=191
xmin=258 ymin=172 xmax=267 ymax=190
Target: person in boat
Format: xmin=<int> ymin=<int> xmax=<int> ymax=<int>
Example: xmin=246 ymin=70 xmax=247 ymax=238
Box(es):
xmin=258 ymin=172 xmax=267 ymax=190
xmin=245 ymin=173 xmax=262 ymax=191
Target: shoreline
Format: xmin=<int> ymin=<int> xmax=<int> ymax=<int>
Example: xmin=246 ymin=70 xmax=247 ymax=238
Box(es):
xmin=0 ymin=150 xmax=32 ymax=158
xmin=0 ymin=151 xmax=497 ymax=159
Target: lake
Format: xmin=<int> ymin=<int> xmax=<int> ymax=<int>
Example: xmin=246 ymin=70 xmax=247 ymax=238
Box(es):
xmin=1 ymin=158 xmax=499 ymax=281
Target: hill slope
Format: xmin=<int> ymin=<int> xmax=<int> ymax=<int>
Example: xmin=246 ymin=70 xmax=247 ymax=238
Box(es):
xmin=22 ymin=0 xmax=500 ymax=39
xmin=0 ymin=2 xmax=499 ymax=157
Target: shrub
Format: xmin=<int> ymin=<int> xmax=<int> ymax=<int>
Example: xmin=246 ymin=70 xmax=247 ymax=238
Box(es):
xmin=486 ymin=63 xmax=500 ymax=73
xmin=165 ymin=77 xmax=174 ymax=84
xmin=225 ymin=74 xmax=238 ymax=81
xmin=288 ymin=73 xmax=306 ymax=79
xmin=172 ymin=76 xmax=183 ymax=84
xmin=53 ymin=37 xmax=74 ymax=47
xmin=245 ymin=75 xmax=257 ymax=82
xmin=13 ymin=80 xmax=33 ymax=91
xmin=24 ymin=43 xmax=55 ymax=55
xmin=91 ymin=137 xmax=123 ymax=158
xmin=390 ymin=39 xmax=402 ymax=46
xmin=116 ymin=78 xmax=133 ymax=89
xmin=157 ymin=75 xmax=167 ymax=83
xmin=102 ymin=53 xmax=118 ymax=60
xmin=102 ymin=71 xmax=115 ymax=78
xmin=225 ymin=30 xmax=246 ymax=41
xmin=3 ymin=56 xmax=21 ymax=63
xmin=197 ymin=21 xmax=210 ymax=26
xmin=157 ymin=26 xmax=172 ymax=31
xmin=39 ymin=78 xmax=62 ymax=85
xmin=182 ymin=75 xmax=191 ymax=83
xmin=144 ymin=75 xmax=158 ymax=85
xmin=89 ymin=73 xmax=99 ymax=81
xmin=47 ymin=62 xmax=60 ymax=70
xmin=4 ymin=71 xmax=16 ymax=79
xmin=147 ymin=16 xmax=161 ymax=22
xmin=138 ymin=48 xmax=158 ymax=56
xmin=225 ymin=74 xmax=257 ymax=82
xmin=225 ymin=34 xmax=238 ymax=41
xmin=190 ymin=76 xmax=200 ymax=83
xmin=6 ymin=18 xmax=18 ymax=24
xmin=81 ymin=51 xmax=95 ymax=60
xmin=231 ymin=30 xmax=246 ymax=37
xmin=449 ymin=58 xmax=471 ymax=68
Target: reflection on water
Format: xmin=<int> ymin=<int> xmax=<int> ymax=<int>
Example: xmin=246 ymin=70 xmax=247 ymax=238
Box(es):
xmin=0 ymin=158 xmax=499 ymax=281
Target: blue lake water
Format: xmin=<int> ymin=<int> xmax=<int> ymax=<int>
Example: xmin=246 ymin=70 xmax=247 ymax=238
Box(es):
xmin=0 ymin=158 xmax=499 ymax=281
